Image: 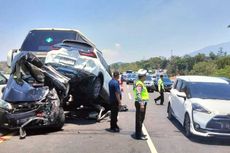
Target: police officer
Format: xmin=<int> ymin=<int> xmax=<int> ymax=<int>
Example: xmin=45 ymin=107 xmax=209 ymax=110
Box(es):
xmin=109 ymin=70 xmax=122 ymax=132
xmin=154 ymin=74 xmax=165 ymax=105
xmin=133 ymin=69 xmax=149 ymax=140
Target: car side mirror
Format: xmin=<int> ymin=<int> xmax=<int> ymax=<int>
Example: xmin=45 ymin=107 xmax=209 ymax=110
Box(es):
xmin=177 ymin=92 xmax=186 ymax=100
xmin=7 ymin=49 xmax=19 ymax=68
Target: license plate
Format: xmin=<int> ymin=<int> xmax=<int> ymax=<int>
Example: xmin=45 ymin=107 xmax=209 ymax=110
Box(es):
xmin=59 ymin=58 xmax=75 ymax=65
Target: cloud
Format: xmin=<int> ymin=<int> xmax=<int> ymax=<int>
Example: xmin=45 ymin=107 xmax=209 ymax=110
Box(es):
xmin=102 ymin=43 xmax=123 ymax=64
xmin=115 ymin=43 xmax=121 ymax=48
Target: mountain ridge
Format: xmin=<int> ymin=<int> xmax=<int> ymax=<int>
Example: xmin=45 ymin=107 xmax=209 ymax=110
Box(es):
xmin=189 ymin=41 xmax=230 ymax=56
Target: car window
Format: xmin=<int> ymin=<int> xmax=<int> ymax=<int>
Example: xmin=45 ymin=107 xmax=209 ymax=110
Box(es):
xmin=21 ymin=30 xmax=76 ymax=52
xmin=180 ymin=81 xmax=186 ymax=92
xmin=173 ymin=80 xmax=178 ymax=89
xmin=189 ymin=82 xmax=230 ymax=100
xmin=96 ymin=51 xmax=111 ymax=76
xmin=176 ymin=79 xmax=182 ymax=91
xmin=0 ymin=73 xmax=7 ymax=85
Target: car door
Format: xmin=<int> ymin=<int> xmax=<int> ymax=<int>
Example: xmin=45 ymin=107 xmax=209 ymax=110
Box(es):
xmin=170 ymin=79 xmax=180 ymax=119
xmin=176 ymin=81 xmax=187 ymax=123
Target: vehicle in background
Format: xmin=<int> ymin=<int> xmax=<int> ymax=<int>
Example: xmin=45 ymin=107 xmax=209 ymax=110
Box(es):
xmin=126 ymin=73 xmax=137 ymax=85
xmin=7 ymin=28 xmax=94 ymax=66
xmin=154 ymin=74 xmax=173 ymax=91
xmin=144 ymin=75 xmax=154 ymax=92
xmin=0 ymin=72 xmax=7 ymax=98
xmin=168 ymin=76 xmax=230 ymax=138
xmin=121 ymin=73 xmax=127 ymax=82
xmin=45 ymin=39 xmax=112 ymax=120
xmin=126 ymin=70 xmax=133 ymax=74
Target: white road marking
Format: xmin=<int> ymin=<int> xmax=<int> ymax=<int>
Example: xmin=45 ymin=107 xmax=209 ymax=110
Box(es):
xmin=128 ymin=92 xmax=158 ymax=153
xmin=128 ymin=92 xmax=132 ymax=100
xmin=142 ymin=125 xmax=158 ymax=153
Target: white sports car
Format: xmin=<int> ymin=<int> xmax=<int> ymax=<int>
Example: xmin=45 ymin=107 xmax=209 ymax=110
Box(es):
xmin=168 ymin=75 xmax=230 ymax=137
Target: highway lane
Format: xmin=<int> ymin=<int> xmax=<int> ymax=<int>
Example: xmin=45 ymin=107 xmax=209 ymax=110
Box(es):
xmin=0 ymin=84 xmax=150 ymax=153
xmin=125 ymin=83 xmax=230 ymax=153
xmin=1 ymin=83 xmax=230 ymax=153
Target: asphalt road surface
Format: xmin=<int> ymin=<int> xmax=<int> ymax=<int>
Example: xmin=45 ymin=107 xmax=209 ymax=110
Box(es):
xmin=0 ymin=83 xmax=230 ymax=153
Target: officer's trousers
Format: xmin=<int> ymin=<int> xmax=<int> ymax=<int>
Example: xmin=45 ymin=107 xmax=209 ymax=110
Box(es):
xmin=155 ymin=91 xmax=164 ymax=105
xmin=110 ymin=101 xmax=119 ymax=129
xmin=135 ymin=101 xmax=147 ymax=137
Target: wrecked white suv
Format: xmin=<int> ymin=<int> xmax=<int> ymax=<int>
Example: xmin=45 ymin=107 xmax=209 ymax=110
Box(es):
xmin=45 ymin=40 xmax=112 ymax=109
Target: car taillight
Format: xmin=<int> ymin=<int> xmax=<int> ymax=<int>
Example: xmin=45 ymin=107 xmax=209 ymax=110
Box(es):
xmin=79 ymin=51 xmax=97 ymax=58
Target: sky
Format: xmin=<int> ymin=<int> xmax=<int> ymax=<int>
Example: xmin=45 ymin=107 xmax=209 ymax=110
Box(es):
xmin=1 ymin=0 xmax=230 ymax=64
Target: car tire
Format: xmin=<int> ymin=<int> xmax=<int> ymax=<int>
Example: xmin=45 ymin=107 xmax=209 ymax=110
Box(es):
xmin=91 ymin=77 xmax=102 ymax=99
xmin=53 ymin=107 xmax=65 ymax=130
xmin=167 ymin=103 xmax=173 ymax=120
xmin=184 ymin=114 xmax=192 ymax=138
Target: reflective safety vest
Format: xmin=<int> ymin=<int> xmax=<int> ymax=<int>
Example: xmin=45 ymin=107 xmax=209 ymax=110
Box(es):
xmin=133 ymin=80 xmax=149 ymax=101
xmin=158 ymin=78 xmax=164 ymax=92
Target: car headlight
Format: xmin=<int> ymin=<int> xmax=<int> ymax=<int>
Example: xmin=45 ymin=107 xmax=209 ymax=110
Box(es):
xmin=0 ymin=99 xmax=13 ymax=110
xmin=192 ymin=103 xmax=211 ymax=114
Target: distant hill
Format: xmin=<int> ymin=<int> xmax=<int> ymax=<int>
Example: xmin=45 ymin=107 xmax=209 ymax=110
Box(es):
xmin=110 ymin=62 xmax=125 ymax=66
xmin=189 ymin=41 xmax=230 ymax=56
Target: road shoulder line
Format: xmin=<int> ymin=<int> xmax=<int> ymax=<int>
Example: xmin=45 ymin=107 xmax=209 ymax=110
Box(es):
xmin=142 ymin=125 xmax=158 ymax=153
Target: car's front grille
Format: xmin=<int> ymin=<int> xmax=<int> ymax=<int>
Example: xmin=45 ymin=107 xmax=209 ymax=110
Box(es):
xmin=206 ymin=115 xmax=230 ymax=133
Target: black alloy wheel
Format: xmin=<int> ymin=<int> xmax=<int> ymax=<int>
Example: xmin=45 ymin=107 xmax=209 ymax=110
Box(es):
xmin=184 ymin=114 xmax=192 ymax=138
xmin=92 ymin=77 xmax=102 ymax=99
xmin=167 ymin=103 xmax=173 ymax=120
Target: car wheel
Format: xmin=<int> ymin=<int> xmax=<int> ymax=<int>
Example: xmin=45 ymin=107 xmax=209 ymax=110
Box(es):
xmin=167 ymin=103 xmax=173 ymax=120
xmin=184 ymin=114 xmax=192 ymax=138
xmin=91 ymin=77 xmax=102 ymax=99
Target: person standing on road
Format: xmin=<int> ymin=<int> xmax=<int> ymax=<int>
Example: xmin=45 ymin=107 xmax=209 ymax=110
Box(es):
xmin=154 ymin=74 xmax=165 ymax=105
xmin=109 ymin=70 xmax=122 ymax=132
xmin=133 ymin=69 xmax=149 ymax=140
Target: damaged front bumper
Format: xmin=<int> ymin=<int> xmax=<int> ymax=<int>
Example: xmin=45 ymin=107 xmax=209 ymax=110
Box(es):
xmin=0 ymin=107 xmax=49 ymax=130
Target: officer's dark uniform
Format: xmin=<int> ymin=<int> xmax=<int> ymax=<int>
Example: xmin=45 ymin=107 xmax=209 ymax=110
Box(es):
xmin=109 ymin=73 xmax=121 ymax=132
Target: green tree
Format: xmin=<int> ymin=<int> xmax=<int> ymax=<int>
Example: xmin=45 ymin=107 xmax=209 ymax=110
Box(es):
xmin=190 ymin=62 xmax=217 ymax=75
xmin=214 ymin=65 xmax=230 ymax=78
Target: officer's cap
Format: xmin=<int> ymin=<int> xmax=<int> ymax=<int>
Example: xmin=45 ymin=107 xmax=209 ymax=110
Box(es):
xmin=137 ymin=69 xmax=147 ymax=76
